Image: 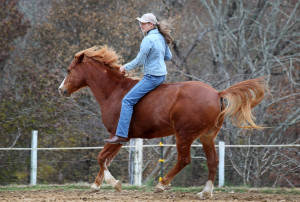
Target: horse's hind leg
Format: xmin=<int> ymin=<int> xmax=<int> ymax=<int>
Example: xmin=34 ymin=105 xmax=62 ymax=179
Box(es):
xmin=90 ymin=143 xmax=123 ymax=192
xmin=197 ymin=127 xmax=221 ymax=199
xmin=155 ymin=133 xmax=194 ymax=192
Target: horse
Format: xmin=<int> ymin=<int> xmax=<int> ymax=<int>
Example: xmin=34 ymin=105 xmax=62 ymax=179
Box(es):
xmin=58 ymin=45 xmax=266 ymax=199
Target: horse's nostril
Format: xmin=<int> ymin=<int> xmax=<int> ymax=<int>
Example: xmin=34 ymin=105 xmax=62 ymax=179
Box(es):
xmin=63 ymin=90 xmax=68 ymax=96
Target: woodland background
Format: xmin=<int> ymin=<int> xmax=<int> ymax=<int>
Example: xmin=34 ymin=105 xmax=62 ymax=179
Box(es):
xmin=0 ymin=0 xmax=299 ymax=187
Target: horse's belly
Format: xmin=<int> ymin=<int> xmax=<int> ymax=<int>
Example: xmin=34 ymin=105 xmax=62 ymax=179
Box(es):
xmin=128 ymin=110 xmax=175 ymax=138
xmin=129 ymin=123 xmax=175 ymax=139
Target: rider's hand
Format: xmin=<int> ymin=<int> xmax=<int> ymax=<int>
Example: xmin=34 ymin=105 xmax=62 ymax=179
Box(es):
xmin=119 ymin=66 xmax=126 ymax=73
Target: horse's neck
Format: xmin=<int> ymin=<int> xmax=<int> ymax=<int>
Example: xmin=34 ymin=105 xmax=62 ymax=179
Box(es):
xmin=84 ymin=62 xmax=132 ymax=107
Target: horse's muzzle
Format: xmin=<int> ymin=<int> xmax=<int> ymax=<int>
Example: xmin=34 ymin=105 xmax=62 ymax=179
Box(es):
xmin=58 ymin=88 xmax=69 ymax=97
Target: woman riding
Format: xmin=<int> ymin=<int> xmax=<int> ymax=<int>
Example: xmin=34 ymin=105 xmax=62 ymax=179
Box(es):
xmin=105 ymin=13 xmax=173 ymax=144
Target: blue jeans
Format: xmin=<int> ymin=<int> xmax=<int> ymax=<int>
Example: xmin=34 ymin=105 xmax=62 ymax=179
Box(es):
xmin=116 ymin=74 xmax=166 ymax=138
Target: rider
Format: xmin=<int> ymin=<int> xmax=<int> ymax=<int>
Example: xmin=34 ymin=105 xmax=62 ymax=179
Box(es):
xmin=105 ymin=13 xmax=173 ymax=144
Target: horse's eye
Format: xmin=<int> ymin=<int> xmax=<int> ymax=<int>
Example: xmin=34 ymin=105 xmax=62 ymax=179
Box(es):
xmin=67 ymin=69 xmax=71 ymax=74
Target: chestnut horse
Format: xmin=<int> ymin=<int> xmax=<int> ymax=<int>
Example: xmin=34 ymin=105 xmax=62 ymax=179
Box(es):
xmin=58 ymin=45 xmax=266 ymax=199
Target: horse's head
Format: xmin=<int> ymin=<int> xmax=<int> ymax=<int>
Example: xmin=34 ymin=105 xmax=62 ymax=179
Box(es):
xmin=58 ymin=45 xmax=123 ymax=97
xmin=58 ymin=53 xmax=87 ymax=97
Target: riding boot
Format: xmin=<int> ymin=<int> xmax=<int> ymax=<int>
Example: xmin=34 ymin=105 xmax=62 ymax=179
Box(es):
xmin=104 ymin=135 xmax=129 ymax=144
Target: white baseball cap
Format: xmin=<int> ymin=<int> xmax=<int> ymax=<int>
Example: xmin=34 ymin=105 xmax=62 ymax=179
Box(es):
xmin=136 ymin=13 xmax=158 ymax=24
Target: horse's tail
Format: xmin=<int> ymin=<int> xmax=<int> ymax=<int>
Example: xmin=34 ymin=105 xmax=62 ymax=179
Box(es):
xmin=217 ymin=78 xmax=267 ymax=129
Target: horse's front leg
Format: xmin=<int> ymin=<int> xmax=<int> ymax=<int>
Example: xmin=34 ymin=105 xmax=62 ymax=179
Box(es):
xmin=90 ymin=168 xmax=104 ymax=192
xmin=90 ymin=143 xmax=123 ymax=192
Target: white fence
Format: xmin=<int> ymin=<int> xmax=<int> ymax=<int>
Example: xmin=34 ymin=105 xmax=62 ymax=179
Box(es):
xmin=1 ymin=130 xmax=299 ymax=187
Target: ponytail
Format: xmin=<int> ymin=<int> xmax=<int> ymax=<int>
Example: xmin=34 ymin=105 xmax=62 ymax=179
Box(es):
xmin=156 ymin=19 xmax=174 ymax=45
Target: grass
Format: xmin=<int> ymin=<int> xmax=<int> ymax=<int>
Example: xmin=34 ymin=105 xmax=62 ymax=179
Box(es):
xmin=0 ymin=183 xmax=149 ymax=192
xmin=0 ymin=184 xmax=90 ymax=192
xmin=0 ymin=183 xmax=299 ymax=195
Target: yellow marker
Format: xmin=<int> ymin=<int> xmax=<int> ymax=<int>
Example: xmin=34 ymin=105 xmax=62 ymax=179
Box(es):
xmin=159 ymin=177 xmax=162 ymax=181
xmin=159 ymin=159 xmax=165 ymax=162
xmin=159 ymin=142 xmax=163 ymax=146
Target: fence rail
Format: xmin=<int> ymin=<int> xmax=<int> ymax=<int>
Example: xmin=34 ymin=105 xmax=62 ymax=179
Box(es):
xmin=1 ymin=131 xmax=299 ymax=187
xmin=1 ymin=144 xmax=299 ymax=151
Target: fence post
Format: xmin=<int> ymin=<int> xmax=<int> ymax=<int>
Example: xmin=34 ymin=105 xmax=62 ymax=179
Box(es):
xmin=134 ymin=138 xmax=143 ymax=186
xmin=159 ymin=138 xmax=164 ymax=181
xmin=218 ymin=141 xmax=225 ymax=187
xmin=30 ymin=130 xmax=38 ymax=185
xmin=129 ymin=138 xmax=143 ymax=186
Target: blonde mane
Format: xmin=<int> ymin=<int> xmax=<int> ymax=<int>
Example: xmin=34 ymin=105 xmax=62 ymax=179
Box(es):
xmin=75 ymin=45 xmax=122 ymax=69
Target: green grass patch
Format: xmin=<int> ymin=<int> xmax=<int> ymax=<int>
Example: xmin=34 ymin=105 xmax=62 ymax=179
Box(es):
xmin=167 ymin=186 xmax=300 ymax=195
xmin=0 ymin=184 xmax=299 ymax=195
xmin=0 ymin=184 xmax=90 ymax=192
xmin=0 ymin=183 xmax=152 ymax=192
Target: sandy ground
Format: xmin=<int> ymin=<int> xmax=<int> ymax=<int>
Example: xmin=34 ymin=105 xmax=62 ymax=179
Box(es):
xmin=1 ymin=189 xmax=300 ymax=202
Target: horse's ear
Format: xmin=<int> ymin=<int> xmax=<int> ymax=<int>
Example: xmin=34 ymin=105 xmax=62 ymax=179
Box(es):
xmin=75 ymin=53 xmax=84 ymax=64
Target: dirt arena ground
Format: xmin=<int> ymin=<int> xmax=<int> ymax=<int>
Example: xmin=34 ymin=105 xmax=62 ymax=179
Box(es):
xmin=1 ymin=189 xmax=300 ymax=202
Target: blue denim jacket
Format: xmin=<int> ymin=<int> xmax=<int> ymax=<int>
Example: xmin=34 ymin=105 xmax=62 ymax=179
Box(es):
xmin=124 ymin=29 xmax=172 ymax=76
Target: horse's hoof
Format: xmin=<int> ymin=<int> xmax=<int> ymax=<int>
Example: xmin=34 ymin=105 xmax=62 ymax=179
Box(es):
xmin=113 ymin=180 xmax=122 ymax=192
xmin=154 ymin=186 xmax=164 ymax=193
xmin=89 ymin=183 xmax=100 ymax=193
xmin=154 ymin=182 xmax=165 ymax=193
xmin=197 ymin=191 xmax=212 ymax=200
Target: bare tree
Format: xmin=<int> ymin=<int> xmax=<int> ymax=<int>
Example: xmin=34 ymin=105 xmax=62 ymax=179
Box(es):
xmin=195 ymin=0 xmax=300 ymax=187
